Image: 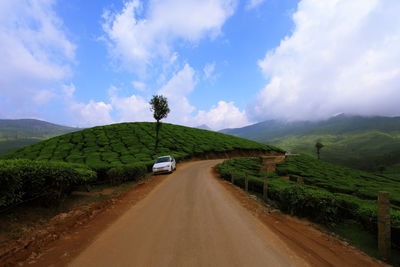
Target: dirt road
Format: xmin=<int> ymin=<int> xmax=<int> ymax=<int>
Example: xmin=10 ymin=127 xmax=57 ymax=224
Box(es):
xmin=69 ymin=160 xmax=307 ymax=267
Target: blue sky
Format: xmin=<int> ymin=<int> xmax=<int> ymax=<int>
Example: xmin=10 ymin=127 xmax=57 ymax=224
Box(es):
xmin=1 ymin=0 xmax=400 ymax=130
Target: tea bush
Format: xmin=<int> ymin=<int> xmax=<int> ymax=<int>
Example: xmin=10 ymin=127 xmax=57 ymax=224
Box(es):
xmin=0 ymin=159 xmax=96 ymax=208
xmin=217 ymin=157 xmax=400 ymax=244
xmin=107 ymin=164 xmax=147 ymax=185
xmin=1 ymin=122 xmax=282 ymax=174
xmin=276 ymin=155 xmax=400 ymax=206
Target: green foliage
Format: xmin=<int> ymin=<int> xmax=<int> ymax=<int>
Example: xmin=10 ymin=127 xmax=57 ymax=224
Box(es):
xmin=0 ymin=159 xmax=96 ymax=208
xmin=315 ymin=141 xmax=324 ymax=160
xmin=149 ymin=95 xmax=170 ymax=151
xmin=106 ymin=164 xmax=147 ymax=185
xmin=0 ymin=139 xmax=42 ymax=154
xmin=216 ymin=157 xmax=400 ymax=246
xmin=270 ymin=132 xmax=400 ymax=172
xmin=2 ymin=122 xmax=281 ymax=169
xmin=149 ymin=95 xmax=170 ymax=122
xmin=276 ymin=155 xmax=400 ymax=206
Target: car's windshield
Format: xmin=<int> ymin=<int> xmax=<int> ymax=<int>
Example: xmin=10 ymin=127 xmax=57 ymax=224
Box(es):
xmin=156 ymin=157 xmax=170 ymax=163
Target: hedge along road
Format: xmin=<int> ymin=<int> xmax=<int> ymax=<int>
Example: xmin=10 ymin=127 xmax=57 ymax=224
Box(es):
xmin=69 ymin=160 xmax=308 ymax=267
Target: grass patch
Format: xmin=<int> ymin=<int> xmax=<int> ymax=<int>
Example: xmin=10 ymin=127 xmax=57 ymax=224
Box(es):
xmin=332 ymin=220 xmax=400 ymax=266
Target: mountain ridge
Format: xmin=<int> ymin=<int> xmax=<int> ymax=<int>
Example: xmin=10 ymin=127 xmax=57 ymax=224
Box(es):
xmin=220 ymin=114 xmax=400 ymax=172
xmin=0 ymin=119 xmax=80 ymax=154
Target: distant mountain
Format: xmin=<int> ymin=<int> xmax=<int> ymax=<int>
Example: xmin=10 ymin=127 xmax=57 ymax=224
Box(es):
xmin=195 ymin=124 xmax=212 ymax=131
xmin=0 ymin=119 xmax=79 ymax=154
xmin=221 ymin=114 xmax=400 ymax=173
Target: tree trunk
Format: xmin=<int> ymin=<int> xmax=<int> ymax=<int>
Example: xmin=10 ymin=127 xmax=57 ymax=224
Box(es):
xmin=155 ymin=121 xmax=160 ymax=152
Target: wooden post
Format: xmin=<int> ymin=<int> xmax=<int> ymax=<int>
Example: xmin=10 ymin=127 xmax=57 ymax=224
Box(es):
xmin=245 ymin=174 xmax=248 ymax=193
xmin=378 ymin=192 xmax=391 ymax=261
xmin=296 ymin=176 xmax=304 ymax=184
xmin=263 ymin=177 xmax=268 ymax=201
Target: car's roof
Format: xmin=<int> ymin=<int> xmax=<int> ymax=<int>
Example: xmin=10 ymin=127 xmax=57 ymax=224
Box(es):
xmin=157 ymin=155 xmax=172 ymax=159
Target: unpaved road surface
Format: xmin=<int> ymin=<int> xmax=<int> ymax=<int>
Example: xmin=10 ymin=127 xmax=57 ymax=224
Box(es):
xmin=69 ymin=160 xmax=307 ymax=267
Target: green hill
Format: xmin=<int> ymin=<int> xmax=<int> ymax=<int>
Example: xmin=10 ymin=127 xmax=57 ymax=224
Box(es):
xmin=0 ymin=122 xmax=281 ymax=210
xmin=0 ymin=119 xmax=79 ymax=154
xmin=1 ymin=122 xmax=282 ymax=168
xmin=221 ymin=115 xmax=400 ymax=173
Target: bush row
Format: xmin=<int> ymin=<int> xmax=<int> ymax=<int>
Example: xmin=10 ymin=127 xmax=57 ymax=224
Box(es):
xmin=0 ymin=159 xmax=155 ymax=209
xmin=216 ymin=158 xmax=400 ymax=246
xmin=106 ymin=164 xmax=147 ymax=185
xmin=276 ymin=155 xmax=400 ymax=206
xmin=0 ymin=159 xmax=96 ymax=209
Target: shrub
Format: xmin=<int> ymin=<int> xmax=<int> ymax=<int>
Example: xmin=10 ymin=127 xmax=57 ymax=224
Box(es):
xmin=0 ymin=159 xmax=96 ymax=208
xmin=275 ymin=184 xmax=340 ymax=224
xmin=106 ymin=163 xmax=147 ymax=185
xmin=276 ymin=155 xmax=400 ymax=206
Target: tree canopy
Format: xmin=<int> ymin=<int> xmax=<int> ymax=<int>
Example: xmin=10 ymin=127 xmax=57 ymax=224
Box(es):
xmin=150 ymin=95 xmax=170 ymax=123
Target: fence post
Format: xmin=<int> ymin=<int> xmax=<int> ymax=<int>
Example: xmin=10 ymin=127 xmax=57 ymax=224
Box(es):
xmin=263 ymin=177 xmax=268 ymax=201
xmin=245 ymin=174 xmax=249 ymax=193
xmin=378 ymin=192 xmax=391 ymax=261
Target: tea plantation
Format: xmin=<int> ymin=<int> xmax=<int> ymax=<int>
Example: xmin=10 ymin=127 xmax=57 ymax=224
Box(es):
xmin=217 ymin=156 xmax=400 ymax=248
xmin=276 ymin=155 xmax=400 ymax=206
xmin=0 ymin=122 xmax=282 ymax=209
xmin=1 ymin=122 xmax=282 ymax=167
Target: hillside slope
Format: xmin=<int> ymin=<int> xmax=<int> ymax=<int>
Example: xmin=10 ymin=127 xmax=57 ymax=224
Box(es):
xmin=0 ymin=119 xmax=79 ymax=154
xmin=221 ymin=115 xmax=400 ymax=172
xmin=1 ymin=122 xmax=283 ymax=167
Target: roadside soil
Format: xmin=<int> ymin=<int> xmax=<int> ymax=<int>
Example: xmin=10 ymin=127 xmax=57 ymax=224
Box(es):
xmin=0 ymin=172 xmax=171 ymax=266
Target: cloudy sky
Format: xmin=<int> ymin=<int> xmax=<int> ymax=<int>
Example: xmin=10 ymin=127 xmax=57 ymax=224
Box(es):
xmin=1 ymin=0 xmax=399 ymax=130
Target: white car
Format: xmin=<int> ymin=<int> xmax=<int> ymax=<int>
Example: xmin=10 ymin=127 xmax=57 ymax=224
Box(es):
xmin=152 ymin=155 xmax=176 ymax=174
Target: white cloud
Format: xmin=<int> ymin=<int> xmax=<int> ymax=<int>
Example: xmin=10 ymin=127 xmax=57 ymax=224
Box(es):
xmin=33 ymin=89 xmax=57 ymax=105
xmin=70 ymin=101 xmax=113 ymax=127
xmin=62 ymin=83 xmax=76 ymax=98
xmin=156 ymin=63 xmax=249 ymax=130
xmin=0 ymin=0 xmax=76 ymax=117
xmin=203 ymin=62 xmax=217 ymax=82
xmin=65 ymin=84 xmax=152 ymax=127
xmin=250 ymin=0 xmax=400 ymax=121
xmin=64 ymin=65 xmax=248 ymax=130
xmin=110 ymin=94 xmax=152 ymax=122
xmin=63 ymin=84 xmax=113 ymax=127
xmin=246 ymin=0 xmax=266 ymax=10
xmin=102 ymin=0 xmax=236 ymax=73
xmin=194 ymin=101 xmax=251 ymax=130
xmin=132 ymin=81 xmax=147 ymax=91
xmin=158 ymin=64 xmax=197 ymax=124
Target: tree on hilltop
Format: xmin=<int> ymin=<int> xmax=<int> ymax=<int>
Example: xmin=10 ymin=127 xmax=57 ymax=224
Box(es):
xmin=149 ymin=95 xmax=170 ymax=152
xmin=315 ymin=141 xmax=324 ymax=160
